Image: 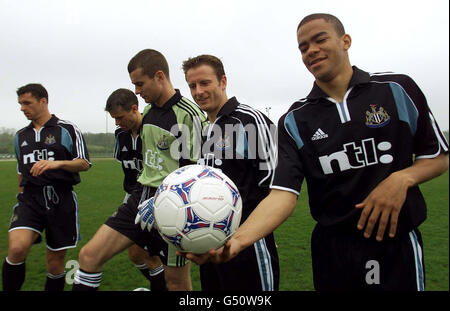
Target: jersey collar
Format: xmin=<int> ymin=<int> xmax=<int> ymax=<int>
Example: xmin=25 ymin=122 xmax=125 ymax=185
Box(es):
xmin=307 ymin=66 xmax=371 ymax=100
xmin=156 ymin=89 xmax=182 ymax=110
xmin=26 ymin=114 xmax=59 ymax=129
xmin=217 ymin=96 xmax=239 ymax=118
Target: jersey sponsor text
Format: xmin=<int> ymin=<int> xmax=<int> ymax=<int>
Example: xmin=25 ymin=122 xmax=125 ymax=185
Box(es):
xmin=319 ymin=138 xmax=393 ymax=174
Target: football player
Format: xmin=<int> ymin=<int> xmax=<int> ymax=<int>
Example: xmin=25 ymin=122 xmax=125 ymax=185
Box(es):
xmin=138 ymin=55 xmax=280 ymax=291
xmin=72 ymin=49 xmax=206 ymax=291
xmin=3 ymin=83 xmax=90 ymax=291
xmin=106 ymin=88 xmax=167 ymax=291
xmin=184 ymin=14 xmax=449 ymax=291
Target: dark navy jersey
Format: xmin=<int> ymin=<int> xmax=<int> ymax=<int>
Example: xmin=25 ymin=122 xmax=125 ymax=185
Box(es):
xmin=114 ymin=127 xmax=143 ymax=194
xmin=272 ymin=66 xmax=448 ymax=233
xmin=199 ymin=97 xmax=277 ymax=221
xmin=14 ymin=115 xmax=91 ymax=188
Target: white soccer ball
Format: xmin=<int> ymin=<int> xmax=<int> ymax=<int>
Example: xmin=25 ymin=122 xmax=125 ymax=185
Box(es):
xmin=153 ymin=164 xmax=242 ymax=254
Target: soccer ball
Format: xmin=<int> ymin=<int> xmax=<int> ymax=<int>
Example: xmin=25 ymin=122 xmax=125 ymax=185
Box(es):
xmin=153 ymin=164 xmax=242 ymax=254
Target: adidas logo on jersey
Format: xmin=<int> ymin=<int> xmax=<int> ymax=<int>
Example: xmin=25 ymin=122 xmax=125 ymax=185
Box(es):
xmin=122 ymin=146 xmax=128 ymax=152
xmin=311 ymin=128 xmax=328 ymax=141
xmin=21 ymin=140 xmax=28 ymax=147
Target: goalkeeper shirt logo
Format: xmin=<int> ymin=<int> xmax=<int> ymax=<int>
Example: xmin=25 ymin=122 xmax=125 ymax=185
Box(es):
xmin=157 ymin=135 xmax=169 ymax=150
xmin=144 ymin=149 xmax=164 ymax=171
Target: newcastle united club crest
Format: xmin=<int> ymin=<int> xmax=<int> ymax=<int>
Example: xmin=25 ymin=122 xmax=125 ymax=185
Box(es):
xmin=215 ymin=135 xmax=231 ymax=151
xmin=365 ymin=104 xmax=390 ymax=128
xmin=44 ymin=134 xmax=56 ymax=145
xmin=157 ymin=135 xmax=169 ymax=150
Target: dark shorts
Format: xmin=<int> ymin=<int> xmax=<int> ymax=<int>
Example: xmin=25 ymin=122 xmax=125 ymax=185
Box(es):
xmin=9 ymin=185 xmax=80 ymax=251
xmin=104 ymin=186 xmax=188 ymax=267
xmin=200 ymin=233 xmax=279 ymax=291
xmin=311 ymin=223 xmax=425 ymax=291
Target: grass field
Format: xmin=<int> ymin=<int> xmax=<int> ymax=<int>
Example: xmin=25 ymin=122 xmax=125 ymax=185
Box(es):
xmin=0 ymin=159 xmax=448 ymax=291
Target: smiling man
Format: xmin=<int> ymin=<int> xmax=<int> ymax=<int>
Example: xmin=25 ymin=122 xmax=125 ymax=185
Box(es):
xmin=180 ymin=54 xmax=279 ymax=291
xmin=186 ymin=14 xmax=449 ymax=291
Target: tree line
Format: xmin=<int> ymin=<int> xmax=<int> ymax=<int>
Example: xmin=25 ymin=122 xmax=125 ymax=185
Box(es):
xmin=0 ymin=128 xmax=115 ymax=158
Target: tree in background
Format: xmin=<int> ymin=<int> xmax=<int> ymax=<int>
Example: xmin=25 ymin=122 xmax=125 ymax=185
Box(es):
xmin=0 ymin=128 xmax=115 ymax=158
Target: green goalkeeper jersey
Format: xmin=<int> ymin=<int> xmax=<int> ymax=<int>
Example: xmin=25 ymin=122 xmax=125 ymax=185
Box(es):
xmin=138 ymin=89 xmax=206 ymax=188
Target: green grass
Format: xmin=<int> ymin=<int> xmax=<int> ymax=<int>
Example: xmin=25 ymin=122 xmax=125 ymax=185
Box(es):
xmin=0 ymin=159 xmax=448 ymax=291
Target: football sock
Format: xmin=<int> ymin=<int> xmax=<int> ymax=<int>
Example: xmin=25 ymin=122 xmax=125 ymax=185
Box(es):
xmin=72 ymin=268 xmax=102 ymax=291
xmin=45 ymin=271 xmax=66 ymax=291
xmin=135 ymin=263 xmax=152 ymax=281
xmin=149 ymin=265 xmax=167 ymax=291
xmin=2 ymin=257 xmax=26 ymax=291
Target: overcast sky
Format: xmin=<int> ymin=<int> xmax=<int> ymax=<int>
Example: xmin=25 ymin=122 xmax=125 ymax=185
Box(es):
xmin=0 ymin=0 xmax=448 ymax=134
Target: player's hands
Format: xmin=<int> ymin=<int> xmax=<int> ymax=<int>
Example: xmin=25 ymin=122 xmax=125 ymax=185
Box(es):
xmin=177 ymin=238 xmax=243 ymax=265
xmin=30 ymin=160 xmax=59 ymax=176
xmin=135 ymin=197 xmax=156 ymax=231
xmin=356 ymin=171 xmax=409 ymax=241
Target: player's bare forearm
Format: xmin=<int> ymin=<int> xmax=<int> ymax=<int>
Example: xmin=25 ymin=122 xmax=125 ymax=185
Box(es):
xmin=30 ymin=158 xmax=90 ymax=176
xmin=400 ymin=153 xmax=448 ymax=186
xmin=356 ymin=153 xmax=449 ymax=241
xmin=233 ymin=189 xmax=297 ymax=249
xmin=57 ymin=158 xmax=91 ymax=172
xmin=185 ymin=189 xmax=298 ymax=265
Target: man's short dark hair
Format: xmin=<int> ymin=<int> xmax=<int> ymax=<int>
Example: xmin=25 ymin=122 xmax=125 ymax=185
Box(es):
xmin=127 ymin=49 xmax=170 ymax=80
xmin=182 ymin=54 xmax=226 ymax=82
xmin=17 ymin=83 xmax=48 ymax=102
xmin=105 ymin=88 xmax=138 ymax=112
xmin=297 ymin=13 xmax=345 ymax=36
